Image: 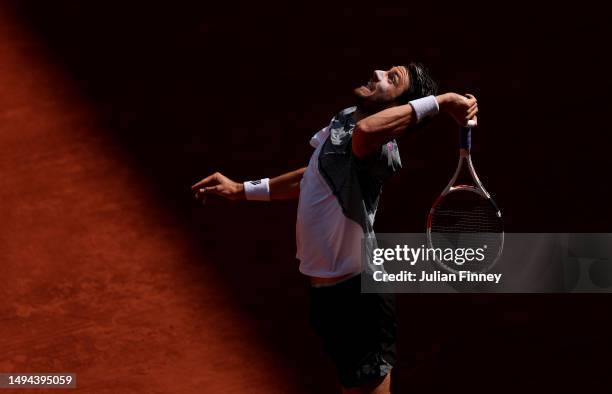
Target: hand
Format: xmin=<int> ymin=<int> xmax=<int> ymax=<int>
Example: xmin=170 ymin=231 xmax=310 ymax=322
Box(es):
xmin=437 ymin=93 xmax=479 ymax=127
xmin=191 ymin=172 xmax=245 ymax=203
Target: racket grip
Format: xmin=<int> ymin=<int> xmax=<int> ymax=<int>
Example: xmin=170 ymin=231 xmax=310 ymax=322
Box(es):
xmin=460 ymin=126 xmax=471 ymax=150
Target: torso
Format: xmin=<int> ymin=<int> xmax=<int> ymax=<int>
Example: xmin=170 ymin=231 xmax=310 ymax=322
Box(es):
xmin=296 ymin=126 xmax=364 ymax=280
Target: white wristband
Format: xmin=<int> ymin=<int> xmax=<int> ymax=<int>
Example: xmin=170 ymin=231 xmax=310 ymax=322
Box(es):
xmin=243 ymin=178 xmax=270 ymax=201
xmin=409 ymin=95 xmax=439 ymax=123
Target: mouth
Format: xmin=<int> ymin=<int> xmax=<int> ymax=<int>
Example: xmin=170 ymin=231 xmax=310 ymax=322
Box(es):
xmin=356 ymin=80 xmax=375 ymax=96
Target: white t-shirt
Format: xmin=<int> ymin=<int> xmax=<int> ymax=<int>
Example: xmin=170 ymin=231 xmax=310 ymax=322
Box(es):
xmin=295 ymin=125 xmax=364 ymax=278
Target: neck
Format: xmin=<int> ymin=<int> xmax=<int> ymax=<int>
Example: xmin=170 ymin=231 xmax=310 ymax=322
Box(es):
xmin=354 ymin=107 xmax=366 ymax=122
xmin=354 ymin=105 xmax=374 ymax=122
xmin=354 ymin=101 xmax=396 ymax=122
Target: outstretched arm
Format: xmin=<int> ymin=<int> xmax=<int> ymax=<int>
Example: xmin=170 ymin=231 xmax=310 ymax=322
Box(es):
xmin=191 ymin=167 xmax=307 ymax=203
xmin=268 ymin=167 xmax=307 ymax=200
xmin=352 ymin=93 xmax=479 ymax=157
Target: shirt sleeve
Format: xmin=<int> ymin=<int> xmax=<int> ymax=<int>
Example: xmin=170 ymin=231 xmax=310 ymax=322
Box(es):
xmin=309 ymin=125 xmax=331 ymax=148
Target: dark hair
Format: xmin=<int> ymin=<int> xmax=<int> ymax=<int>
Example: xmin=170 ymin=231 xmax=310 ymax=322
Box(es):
xmin=396 ymin=62 xmax=438 ymax=105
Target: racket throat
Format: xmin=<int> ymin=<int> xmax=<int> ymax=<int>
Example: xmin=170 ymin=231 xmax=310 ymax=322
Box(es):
xmin=442 ymin=153 xmax=491 ymax=199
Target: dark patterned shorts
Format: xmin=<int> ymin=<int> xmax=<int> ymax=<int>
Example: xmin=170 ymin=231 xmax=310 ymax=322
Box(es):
xmin=308 ymin=274 xmax=397 ymax=388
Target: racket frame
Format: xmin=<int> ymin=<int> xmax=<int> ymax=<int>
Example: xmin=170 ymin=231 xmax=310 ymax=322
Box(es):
xmin=426 ymin=127 xmax=504 ymax=274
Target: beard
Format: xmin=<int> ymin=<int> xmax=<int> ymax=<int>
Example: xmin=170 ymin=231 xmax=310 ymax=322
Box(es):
xmin=354 ymin=87 xmax=392 ymax=114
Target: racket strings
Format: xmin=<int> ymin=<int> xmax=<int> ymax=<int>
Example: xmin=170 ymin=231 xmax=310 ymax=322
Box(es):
xmin=431 ymin=197 xmax=502 ymax=233
xmin=429 ymin=191 xmax=503 ymax=273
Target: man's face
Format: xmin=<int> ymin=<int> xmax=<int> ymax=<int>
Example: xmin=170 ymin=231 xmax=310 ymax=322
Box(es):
xmin=354 ymin=66 xmax=410 ymax=110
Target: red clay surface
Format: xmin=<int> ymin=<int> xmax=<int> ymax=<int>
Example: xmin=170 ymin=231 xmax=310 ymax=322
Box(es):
xmin=0 ymin=7 xmax=338 ymax=394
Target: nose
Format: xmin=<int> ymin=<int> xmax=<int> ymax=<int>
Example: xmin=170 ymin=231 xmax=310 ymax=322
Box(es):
xmin=373 ymin=70 xmax=385 ymax=82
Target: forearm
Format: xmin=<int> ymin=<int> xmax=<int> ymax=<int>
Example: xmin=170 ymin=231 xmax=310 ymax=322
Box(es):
xmin=355 ymin=102 xmax=418 ymax=138
xmin=269 ymin=167 xmax=306 ymax=200
xmin=355 ymin=94 xmax=448 ymax=136
xmin=353 ymin=94 xmax=464 ymax=157
xmin=352 ymin=101 xmax=422 ymax=158
xmin=192 ymin=167 xmax=305 ymax=203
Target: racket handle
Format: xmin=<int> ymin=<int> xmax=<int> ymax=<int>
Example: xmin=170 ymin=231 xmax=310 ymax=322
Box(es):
xmin=460 ymin=126 xmax=471 ymax=150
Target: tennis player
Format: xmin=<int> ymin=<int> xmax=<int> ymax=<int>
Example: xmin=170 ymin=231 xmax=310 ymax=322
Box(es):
xmin=192 ymin=64 xmax=478 ymax=394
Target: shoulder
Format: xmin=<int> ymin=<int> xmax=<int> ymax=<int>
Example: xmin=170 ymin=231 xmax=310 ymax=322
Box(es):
xmin=326 ymin=106 xmax=357 ymax=146
xmin=310 ymin=106 xmax=357 ymax=149
xmin=332 ymin=106 xmax=357 ymax=126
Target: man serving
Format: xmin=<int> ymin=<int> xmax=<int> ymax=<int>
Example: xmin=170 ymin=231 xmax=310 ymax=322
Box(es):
xmin=192 ymin=63 xmax=478 ymax=394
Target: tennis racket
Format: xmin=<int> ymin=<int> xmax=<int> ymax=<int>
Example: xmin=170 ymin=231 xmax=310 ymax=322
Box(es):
xmin=426 ymin=122 xmax=503 ymax=274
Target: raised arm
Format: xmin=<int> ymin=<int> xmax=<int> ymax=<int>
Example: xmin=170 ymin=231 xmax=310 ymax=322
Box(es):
xmin=191 ymin=167 xmax=307 ymax=203
xmin=352 ymin=93 xmax=479 ymax=157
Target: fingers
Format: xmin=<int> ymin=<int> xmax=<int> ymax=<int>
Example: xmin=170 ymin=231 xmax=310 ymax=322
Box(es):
xmin=195 ymin=185 xmax=225 ymax=204
xmin=464 ymin=93 xmax=478 ymax=124
xmin=448 ymin=93 xmax=478 ymax=127
xmin=467 ymin=106 xmax=479 ymax=121
xmin=195 ymin=185 xmax=223 ymax=199
xmin=191 ymin=172 xmax=222 ymax=191
xmin=467 ymin=102 xmax=478 ymax=114
xmin=463 ymin=93 xmax=477 ymax=108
